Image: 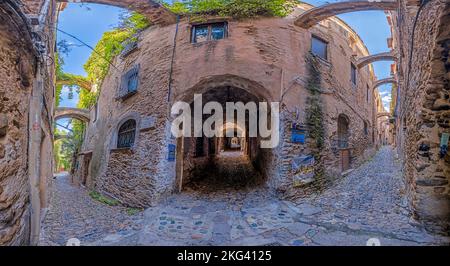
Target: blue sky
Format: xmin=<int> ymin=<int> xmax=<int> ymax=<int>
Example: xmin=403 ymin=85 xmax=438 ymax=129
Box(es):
xmin=56 ymin=0 xmax=393 ymax=127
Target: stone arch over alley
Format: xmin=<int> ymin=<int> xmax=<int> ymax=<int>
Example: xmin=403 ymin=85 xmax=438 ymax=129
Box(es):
xmin=294 ymin=0 xmax=398 ymax=29
xmin=373 ymin=77 xmax=396 ymax=90
xmin=174 ymin=75 xmax=274 ymax=192
xmin=357 ymin=51 xmax=397 ymax=68
xmin=54 ymin=107 xmax=90 ymax=122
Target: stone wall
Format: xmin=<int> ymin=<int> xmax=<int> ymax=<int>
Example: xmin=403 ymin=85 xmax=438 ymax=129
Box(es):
xmin=78 ymin=4 xmax=382 ymax=207
xmin=0 ymin=0 xmax=57 ymax=245
xmin=393 ymin=0 xmax=450 ymax=235
xmin=0 ymin=4 xmax=35 ymax=245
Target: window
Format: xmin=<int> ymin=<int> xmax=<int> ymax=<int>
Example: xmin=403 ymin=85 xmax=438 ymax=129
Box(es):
xmin=366 ymin=85 xmax=369 ymax=103
xmin=120 ymin=40 xmax=138 ymax=58
xmin=351 ymin=63 xmax=357 ymax=85
xmin=192 ymin=22 xmax=227 ymax=43
xmin=311 ymin=36 xmax=328 ymax=60
xmin=364 ymin=121 xmax=369 ymax=136
xmin=117 ymin=119 xmax=136 ymax=148
xmin=118 ymin=65 xmax=140 ymax=98
xmin=337 ymin=114 xmax=349 ymax=148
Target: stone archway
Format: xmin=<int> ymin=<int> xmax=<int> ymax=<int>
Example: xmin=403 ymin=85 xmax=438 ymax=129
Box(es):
xmin=55 ymin=107 xmax=90 ymax=122
xmin=357 ymin=51 xmax=397 ymax=68
xmin=57 ymin=0 xmax=176 ymax=25
xmin=294 ymin=0 xmax=398 ymax=29
xmin=373 ymin=77 xmax=396 ymax=91
xmin=174 ymin=76 xmax=275 ymax=192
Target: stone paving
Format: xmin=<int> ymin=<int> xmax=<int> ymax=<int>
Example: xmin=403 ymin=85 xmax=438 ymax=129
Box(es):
xmin=40 ymin=147 xmax=449 ymax=246
xmin=38 ymin=173 xmax=144 ymax=246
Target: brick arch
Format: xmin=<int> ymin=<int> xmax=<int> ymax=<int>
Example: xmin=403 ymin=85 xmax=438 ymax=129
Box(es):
xmin=55 ymin=107 xmax=90 ymax=122
xmin=294 ymin=0 xmax=398 ymax=29
xmin=58 ymin=0 xmax=176 ymax=25
xmin=174 ymin=74 xmax=273 ymax=104
xmin=373 ymin=77 xmax=396 ymax=90
xmin=357 ymin=51 xmax=397 ymax=68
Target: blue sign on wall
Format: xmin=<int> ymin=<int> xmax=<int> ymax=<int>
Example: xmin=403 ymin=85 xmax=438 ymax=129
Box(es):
xmin=168 ymin=144 xmax=176 ymax=162
xmin=291 ymin=129 xmax=306 ymax=144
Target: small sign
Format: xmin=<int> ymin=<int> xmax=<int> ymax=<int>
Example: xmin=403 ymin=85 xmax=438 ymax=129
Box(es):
xmin=168 ymin=144 xmax=176 ymax=162
xmin=291 ymin=129 xmax=306 ymax=143
xmin=292 ymin=155 xmax=315 ymax=186
xmin=141 ymin=116 xmax=156 ymax=130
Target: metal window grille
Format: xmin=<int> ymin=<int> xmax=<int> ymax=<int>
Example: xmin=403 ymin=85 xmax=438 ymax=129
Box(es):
xmin=117 ymin=119 xmax=136 ymax=148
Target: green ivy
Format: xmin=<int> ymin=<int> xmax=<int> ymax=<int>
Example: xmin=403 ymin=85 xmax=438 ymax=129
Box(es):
xmin=305 ymin=54 xmax=326 ymax=183
xmin=84 ymin=12 xmax=150 ymax=92
xmin=165 ymin=0 xmax=296 ymax=18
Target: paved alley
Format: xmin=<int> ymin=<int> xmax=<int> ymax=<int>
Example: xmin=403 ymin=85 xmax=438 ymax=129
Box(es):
xmin=40 ymin=147 xmax=449 ymax=246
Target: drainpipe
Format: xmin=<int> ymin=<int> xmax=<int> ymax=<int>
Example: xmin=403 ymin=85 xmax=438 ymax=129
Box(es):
xmin=28 ymin=66 xmax=44 ymax=246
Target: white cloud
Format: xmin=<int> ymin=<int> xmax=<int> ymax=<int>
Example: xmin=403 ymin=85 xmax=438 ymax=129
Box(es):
xmin=381 ymin=95 xmax=392 ymax=112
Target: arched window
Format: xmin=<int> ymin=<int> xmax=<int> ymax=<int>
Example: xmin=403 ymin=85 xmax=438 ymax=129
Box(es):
xmin=117 ymin=119 xmax=136 ymax=148
xmin=363 ymin=121 xmax=369 ymax=136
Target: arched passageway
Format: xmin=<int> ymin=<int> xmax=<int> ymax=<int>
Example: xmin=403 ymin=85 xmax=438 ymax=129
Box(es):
xmin=55 ymin=107 xmax=90 ymax=122
xmin=373 ymin=77 xmax=396 ymax=91
xmin=175 ymin=85 xmax=273 ymax=191
xmin=357 ymin=51 xmax=397 ymax=68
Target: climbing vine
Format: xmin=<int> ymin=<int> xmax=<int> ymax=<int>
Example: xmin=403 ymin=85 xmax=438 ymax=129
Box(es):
xmin=54 ymin=12 xmax=150 ymax=171
xmin=164 ymin=0 xmax=296 ymax=19
xmin=305 ymin=54 xmax=326 ymax=185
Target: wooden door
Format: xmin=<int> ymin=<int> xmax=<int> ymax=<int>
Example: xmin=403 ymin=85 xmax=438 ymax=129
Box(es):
xmin=341 ymin=149 xmax=350 ymax=172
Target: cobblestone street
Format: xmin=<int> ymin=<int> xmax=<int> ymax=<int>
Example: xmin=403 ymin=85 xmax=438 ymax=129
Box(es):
xmin=39 ymin=147 xmax=449 ymax=246
xmin=39 ymin=173 xmax=144 ymax=246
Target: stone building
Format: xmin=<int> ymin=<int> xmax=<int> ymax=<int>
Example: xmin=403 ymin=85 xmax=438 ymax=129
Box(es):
xmin=0 ymin=0 xmax=57 ymax=245
xmin=72 ymin=3 xmax=382 ymax=208
xmin=0 ymin=0 xmax=448 ymax=245
xmin=389 ymin=0 xmax=450 ymax=235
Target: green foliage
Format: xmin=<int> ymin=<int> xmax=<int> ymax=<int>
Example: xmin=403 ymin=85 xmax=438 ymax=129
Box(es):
xmin=54 ymin=129 xmax=72 ymax=171
xmin=84 ymin=12 xmax=150 ymax=88
xmin=390 ymin=83 xmax=397 ymax=115
xmin=53 ymin=128 xmax=78 ymax=172
xmin=126 ymin=208 xmax=142 ymax=216
xmin=165 ymin=1 xmax=190 ymax=14
xmin=165 ymin=0 xmax=296 ymax=18
xmin=54 ymin=12 xmax=150 ymax=173
xmin=89 ymin=191 xmax=120 ymax=206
